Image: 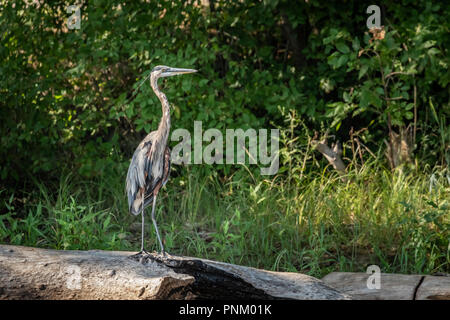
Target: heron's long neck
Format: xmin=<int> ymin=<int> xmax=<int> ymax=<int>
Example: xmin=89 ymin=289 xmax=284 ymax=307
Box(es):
xmin=151 ymin=76 xmax=171 ymax=143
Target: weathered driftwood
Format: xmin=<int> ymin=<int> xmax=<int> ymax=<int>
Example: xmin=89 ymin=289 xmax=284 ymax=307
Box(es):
xmin=312 ymin=139 xmax=347 ymax=178
xmin=416 ymin=275 xmax=450 ymax=300
xmin=322 ymin=272 xmax=450 ymax=300
xmin=0 ymin=245 xmax=349 ymax=300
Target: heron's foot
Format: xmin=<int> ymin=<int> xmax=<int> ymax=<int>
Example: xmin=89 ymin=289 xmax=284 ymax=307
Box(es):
xmin=128 ymin=249 xmax=152 ymax=264
xmin=131 ymin=249 xmax=150 ymax=258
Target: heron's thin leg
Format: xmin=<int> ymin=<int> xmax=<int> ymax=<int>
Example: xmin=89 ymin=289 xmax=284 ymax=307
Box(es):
xmin=151 ymin=194 xmax=165 ymax=255
xmin=141 ymin=195 xmax=145 ymax=252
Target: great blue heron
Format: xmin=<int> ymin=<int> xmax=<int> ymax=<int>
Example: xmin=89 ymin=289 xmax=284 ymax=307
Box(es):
xmin=126 ymin=65 xmax=197 ymax=255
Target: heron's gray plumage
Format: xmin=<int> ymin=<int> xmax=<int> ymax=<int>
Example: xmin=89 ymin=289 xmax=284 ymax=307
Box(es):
xmin=126 ymin=134 xmax=171 ymax=215
xmin=125 ymin=65 xmax=196 ymax=253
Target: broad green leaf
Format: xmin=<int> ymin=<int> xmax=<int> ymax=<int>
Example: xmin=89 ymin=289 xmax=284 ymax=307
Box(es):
xmin=336 ymin=55 xmax=348 ymax=68
xmin=336 ymin=42 xmax=350 ymax=54
xmin=359 ymin=64 xmax=369 ymax=79
xmin=404 ymin=111 xmax=413 ymax=120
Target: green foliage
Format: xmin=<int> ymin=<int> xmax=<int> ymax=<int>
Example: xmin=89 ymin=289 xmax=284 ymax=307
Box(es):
xmin=0 ymin=177 xmax=129 ymax=250
xmin=2 ymin=144 xmax=448 ymax=276
xmin=324 ymin=22 xmax=449 ymax=129
xmin=1 ymin=1 xmax=448 ymax=183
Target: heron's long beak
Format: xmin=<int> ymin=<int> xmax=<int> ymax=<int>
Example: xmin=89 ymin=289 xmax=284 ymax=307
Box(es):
xmin=161 ymin=67 xmax=197 ymax=77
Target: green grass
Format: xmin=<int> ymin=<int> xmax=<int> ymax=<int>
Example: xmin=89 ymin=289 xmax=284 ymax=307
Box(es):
xmin=1 ymin=158 xmax=448 ymax=278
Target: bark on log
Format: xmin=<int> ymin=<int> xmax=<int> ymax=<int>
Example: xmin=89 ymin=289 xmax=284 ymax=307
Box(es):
xmin=322 ymin=272 xmax=450 ymax=300
xmin=415 ymin=275 xmax=450 ymax=300
xmin=0 ymin=245 xmax=349 ymax=300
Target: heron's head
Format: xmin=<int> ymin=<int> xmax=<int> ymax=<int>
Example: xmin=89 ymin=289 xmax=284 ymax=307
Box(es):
xmin=151 ymin=65 xmax=197 ymax=79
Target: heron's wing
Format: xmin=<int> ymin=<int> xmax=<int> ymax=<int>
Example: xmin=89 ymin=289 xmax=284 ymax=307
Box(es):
xmin=162 ymin=146 xmax=171 ymax=187
xmin=143 ymin=146 xmax=171 ymax=199
xmin=126 ymin=135 xmax=171 ymax=215
xmin=126 ymin=138 xmax=154 ymax=215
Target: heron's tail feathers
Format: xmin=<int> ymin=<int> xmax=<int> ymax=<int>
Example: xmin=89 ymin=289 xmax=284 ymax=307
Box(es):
xmin=129 ymin=191 xmax=153 ymax=215
xmin=130 ymin=199 xmax=141 ymax=216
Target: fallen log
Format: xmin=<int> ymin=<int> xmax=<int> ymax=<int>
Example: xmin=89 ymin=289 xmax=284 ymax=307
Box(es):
xmin=322 ymin=272 xmax=450 ymax=300
xmin=0 ymin=245 xmax=349 ymax=300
